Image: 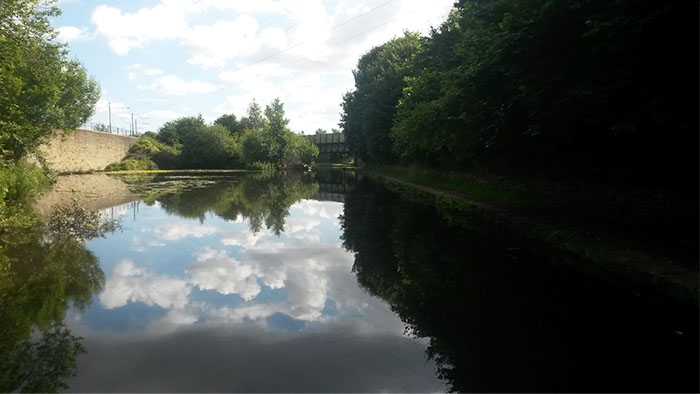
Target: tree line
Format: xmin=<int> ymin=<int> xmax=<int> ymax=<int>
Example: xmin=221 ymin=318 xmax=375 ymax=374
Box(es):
xmin=110 ymin=98 xmax=319 ymax=171
xmin=340 ymin=0 xmax=697 ymax=193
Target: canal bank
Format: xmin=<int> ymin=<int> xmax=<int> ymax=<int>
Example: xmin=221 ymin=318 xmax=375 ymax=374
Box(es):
xmin=365 ymin=166 xmax=699 ymax=307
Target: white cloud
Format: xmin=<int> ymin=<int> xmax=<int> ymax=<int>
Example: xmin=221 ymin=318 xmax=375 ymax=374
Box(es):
xmin=187 ymin=248 xmax=262 ymax=301
xmin=144 ymin=68 xmax=164 ymax=76
xmin=155 ymin=222 xmax=217 ymax=241
xmin=85 ymin=0 xmax=455 ymax=138
xmin=182 ymin=16 xmax=264 ymax=68
xmin=240 ymin=241 xmax=354 ymax=320
xmin=128 ymin=67 xmax=164 ymax=81
xmin=294 ymin=199 xmax=344 ymax=220
xmin=184 ymin=239 xmax=355 ymax=322
xmin=220 ymin=228 xmax=270 ymax=248
xmin=100 ymin=260 xmax=192 ymax=309
xmin=90 ymin=4 xmax=189 ymax=55
xmin=139 ymin=75 xmax=218 ymax=96
xmin=206 ymin=303 xmax=283 ymax=325
xmin=145 ymin=109 xmax=181 ymax=119
xmin=283 ymin=217 xmax=321 ymax=241
xmin=56 ymin=26 xmax=91 ymax=42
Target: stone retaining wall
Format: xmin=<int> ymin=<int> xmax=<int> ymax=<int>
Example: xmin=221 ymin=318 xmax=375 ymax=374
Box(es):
xmin=38 ymin=129 xmax=136 ymax=173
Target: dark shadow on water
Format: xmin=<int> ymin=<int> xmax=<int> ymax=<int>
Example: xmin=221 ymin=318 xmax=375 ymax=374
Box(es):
xmin=341 ymin=177 xmax=699 ymax=392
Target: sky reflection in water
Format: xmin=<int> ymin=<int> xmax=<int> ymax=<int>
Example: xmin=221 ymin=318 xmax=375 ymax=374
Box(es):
xmin=63 ymin=177 xmax=443 ymax=392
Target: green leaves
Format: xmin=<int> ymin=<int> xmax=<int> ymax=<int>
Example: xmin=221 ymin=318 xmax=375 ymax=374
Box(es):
xmin=340 ymin=32 xmax=421 ymax=164
xmin=346 ymin=0 xmax=696 ymax=189
xmin=0 ymin=0 xmax=99 ymax=162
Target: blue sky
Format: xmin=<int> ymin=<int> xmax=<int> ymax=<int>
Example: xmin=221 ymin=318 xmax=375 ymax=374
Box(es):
xmin=53 ymin=0 xmax=454 ymax=133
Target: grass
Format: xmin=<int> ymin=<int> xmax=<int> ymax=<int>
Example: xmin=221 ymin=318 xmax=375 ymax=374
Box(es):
xmin=367 ymin=164 xmax=699 ymax=305
xmin=371 ymin=166 xmax=530 ymax=205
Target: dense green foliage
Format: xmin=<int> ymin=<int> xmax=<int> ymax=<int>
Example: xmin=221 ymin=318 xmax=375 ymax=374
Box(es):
xmin=113 ymin=99 xmax=319 ymax=170
xmin=0 ymin=161 xmax=52 ymax=217
xmin=214 ymin=113 xmax=243 ymax=136
xmin=340 ymin=33 xmax=421 ymax=164
xmin=181 ymin=124 xmax=241 ymax=169
xmin=341 ymin=1 xmax=697 ymax=191
xmin=0 ymin=0 xmax=99 ymax=163
xmin=105 ymin=135 xmax=180 ymax=170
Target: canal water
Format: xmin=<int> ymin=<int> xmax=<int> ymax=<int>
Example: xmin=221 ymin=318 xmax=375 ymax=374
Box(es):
xmin=1 ymin=170 xmax=697 ymax=392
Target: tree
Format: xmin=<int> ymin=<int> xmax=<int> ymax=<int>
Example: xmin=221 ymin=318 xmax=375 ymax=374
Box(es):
xmin=93 ymin=123 xmax=109 ymax=132
xmin=180 ymin=124 xmax=240 ymax=169
xmin=214 ymin=113 xmax=243 ymax=136
xmin=339 ymin=32 xmax=421 ymax=164
xmin=284 ymin=132 xmax=319 ymax=169
xmin=264 ymin=98 xmax=289 ymax=165
xmin=315 ymin=128 xmax=328 ymax=135
xmin=155 ymin=115 xmax=206 ymax=147
xmin=0 ymin=0 xmax=100 ymax=163
xmin=239 ymin=100 xmax=267 ymax=131
xmin=240 ymin=128 xmax=269 ymax=165
xmin=388 ymin=0 xmax=697 ymax=190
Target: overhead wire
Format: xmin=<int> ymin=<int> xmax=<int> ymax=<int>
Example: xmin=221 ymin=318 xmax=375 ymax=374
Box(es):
xmin=159 ymin=1 xmax=413 ymax=110
xmin=135 ymin=4 xmax=309 ymax=89
xmin=110 ymin=0 xmax=414 ymax=129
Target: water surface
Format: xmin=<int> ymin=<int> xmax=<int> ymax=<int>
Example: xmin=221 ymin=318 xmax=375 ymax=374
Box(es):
xmin=1 ymin=170 xmax=697 ymax=392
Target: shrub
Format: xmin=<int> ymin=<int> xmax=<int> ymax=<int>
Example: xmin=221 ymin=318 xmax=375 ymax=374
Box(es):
xmin=180 ymin=124 xmax=240 ymax=169
xmin=0 ymin=162 xmax=51 ymax=206
xmin=283 ymin=133 xmax=318 ymax=169
xmin=245 ymin=161 xmax=276 ymax=172
xmin=105 ymin=135 xmax=181 ymax=170
xmin=240 ymin=128 xmax=270 ymax=166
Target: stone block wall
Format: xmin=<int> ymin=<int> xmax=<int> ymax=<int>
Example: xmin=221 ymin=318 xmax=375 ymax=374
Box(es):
xmin=38 ymin=129 xmax=136 ymax=173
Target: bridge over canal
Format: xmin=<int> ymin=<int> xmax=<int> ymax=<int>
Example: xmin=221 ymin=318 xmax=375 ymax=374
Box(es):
xmin=305 ymin=133 xmax=348 ymax=154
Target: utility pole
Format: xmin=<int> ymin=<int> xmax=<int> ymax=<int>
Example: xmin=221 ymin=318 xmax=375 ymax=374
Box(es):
xmin=131 ymin=113 xmax=135 ymax=136
xmin=135 ymin=119 xmax=138 ymax=135
xmin=108 ymin=102 xmax=112 ymax=133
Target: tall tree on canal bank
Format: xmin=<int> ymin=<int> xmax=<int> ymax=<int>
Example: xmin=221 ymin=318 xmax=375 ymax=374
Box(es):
xmin=340 ymin=0 xmax=697 ymax=192
xmin=0 ymin=0 xmax=100 ymax=163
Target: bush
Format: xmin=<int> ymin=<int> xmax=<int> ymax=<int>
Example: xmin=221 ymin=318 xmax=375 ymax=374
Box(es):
xmin=0 ymin=162 xmax=51 ymax=206
xmin=245 ymin=161 xmax=276 ymax=172
xmin=105 ymin=158 xmax=157 ymax=171
xmin=105 ymin=135 xmax=181 ymax=170
xmin=283 ymin=133 xmax=318 ymax=169
xmin=180 ymin=124 xmax=240 ymax=169
xmin=240 ymin=128 xmax=270 ymax=166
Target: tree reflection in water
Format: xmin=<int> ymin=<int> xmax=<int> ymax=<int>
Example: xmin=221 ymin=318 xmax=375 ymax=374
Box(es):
xmin=341 ymin=178 xmax=699 ymax=393
xmin=0 ymin=201 xmax=117 ymax=392
xmin=127 ymin=171 xmax=319 ymax=234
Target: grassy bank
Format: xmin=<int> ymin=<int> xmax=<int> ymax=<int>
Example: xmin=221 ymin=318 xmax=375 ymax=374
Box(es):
xmin=366 ymin=165 xmax=699 ymax=306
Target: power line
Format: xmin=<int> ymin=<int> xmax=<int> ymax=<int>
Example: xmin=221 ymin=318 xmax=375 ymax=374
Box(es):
xmin=138 ymin=0 xmax=398 ymax=101
xmin=135 ymin=4 xmax=310 ymax=89
xmin=162 ymin=1 xmax=410 ymax=109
